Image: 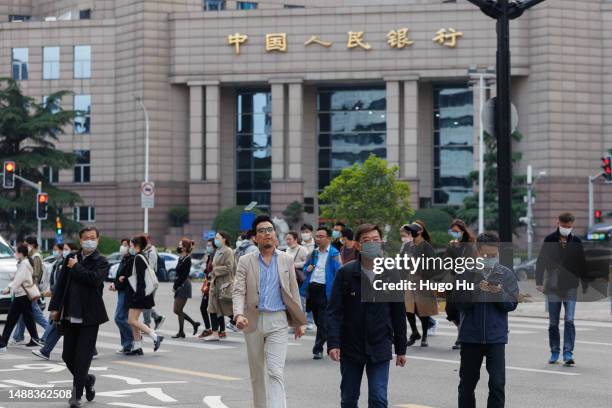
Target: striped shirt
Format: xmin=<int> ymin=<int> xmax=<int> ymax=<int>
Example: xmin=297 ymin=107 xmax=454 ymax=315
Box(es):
xmin=258 ymin=252 xmax=286 ymax=312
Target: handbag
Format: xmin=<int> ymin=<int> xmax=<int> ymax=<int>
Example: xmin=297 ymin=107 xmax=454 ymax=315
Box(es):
xmin=21 ymin=282 xmax=41 ymax=302
xmin=293 ymin=250 xmax=306 ymax=286
xmin=218 ymin=280 xmax=233 ymax=301
xmin=128 ymin=254 xmax=159 ymax=296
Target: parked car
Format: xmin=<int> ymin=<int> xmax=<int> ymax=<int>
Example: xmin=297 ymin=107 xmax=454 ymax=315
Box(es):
xmin=0 ymin=235 xmax=15 ymax=315
xmin=191 ymin=249 xmax=207 ymax=263
xmin=190 ymin=259 xmax=204 ymax=280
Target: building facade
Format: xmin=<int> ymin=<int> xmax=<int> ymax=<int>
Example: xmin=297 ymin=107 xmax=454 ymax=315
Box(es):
xmin=1 ymin=0 xmax=611 ymax=246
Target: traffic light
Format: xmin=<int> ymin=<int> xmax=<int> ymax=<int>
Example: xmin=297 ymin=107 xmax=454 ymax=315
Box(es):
xmin=37 ymin=193 xmax=49 ymax=220
xmin=3 ymin=161 xmax=15 ymax=188
xmin=55 ymin=216 xmax=63 ymax=244
xmin=595 ymin=210 xmax=603 ymax=223
xmin=601 ymin=156 xmax=612 ymax=181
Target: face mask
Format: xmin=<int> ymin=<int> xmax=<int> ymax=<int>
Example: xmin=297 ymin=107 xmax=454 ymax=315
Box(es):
xmin=206 ymin=247 xmax=213 ymax=255
xmin=82 ymin=240 xmax=98 ymax=252
xmin=27 ymin=245 xmax=33 ymax=253
xmin=559 ymin=227 xmax=572 ymax=237
xmin=449 ymin=230 xmax=462 ymax=239
xmin=128 ymin=248 xmax=137 ymax=256
xmin=482 ymin=257 xmax=498 ymax=269
xmin=52 ymin=250 xmax=59 ymax=258
xmin=236 ymin=240 xmax=243 ymax=248
xmin=332 ymin=230 xmax=341 ymax=239
xmin=177 ymin=246 xmax=184 ymax=254
xmin=361 ymin=242 xmax=384 ymax=260
xmin=62 ymin=249 xmax=71 ymax=258
xmin=401 ymin=236 xmax=412 ymax=243
xmin=214 ymin=239 xmax=222 ymax=248
xmin=301 ymin=233 xmax=312 ymax=241
xmin=119 ymin=246 xmax=128 ymax=256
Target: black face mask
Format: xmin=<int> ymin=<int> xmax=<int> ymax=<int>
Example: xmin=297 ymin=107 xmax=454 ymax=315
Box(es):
xmin=410 ymin=230 xmax=419 ymax=238
xmin=176 ymin=247 xmax=182 ymax=254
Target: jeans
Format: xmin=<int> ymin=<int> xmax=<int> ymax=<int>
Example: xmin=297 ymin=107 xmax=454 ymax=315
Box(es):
xmin=12 ymin=300 xmax=49 ymax=342
xmin=458 ymin=343 xmax=505 ymax=408
xmin=340 ymin=358 xmax=390 ymax=408
xmin=114 ymin=290 xmax=133 ymax=350
xmin=547 ymin=291 xmax=577 ymax=355
xmin=41 ymin=317 xmax=62 ymax=355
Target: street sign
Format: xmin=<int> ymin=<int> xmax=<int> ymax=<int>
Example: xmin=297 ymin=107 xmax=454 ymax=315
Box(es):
xmin=483 ymin=97 xmax=518 ymax=136
xmin=141 ymin=181 xmax=155 ymax=209
xmin=240 ymin=212 xmax=256 ymax=231
xmin=203 ymin=230 xmax=216 ymax=240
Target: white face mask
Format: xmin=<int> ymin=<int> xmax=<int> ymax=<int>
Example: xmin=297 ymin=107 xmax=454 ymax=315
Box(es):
xmin=301 ymin=233 xmax=312 ymax=242
xmin=119 ymin=246 xmax=128 ymax=256
xmin=401 ymin=236 xmax=412 ymax=243
xmin=82 ymin=240 xmax=98 ymax=252
xmin=62 ymin=249 xmax=71 ymax=258
xmin=559 ymin=227 xmax=572 ymax=237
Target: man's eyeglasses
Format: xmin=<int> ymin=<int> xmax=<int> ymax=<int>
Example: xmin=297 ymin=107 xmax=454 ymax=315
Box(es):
xmin=257 ymin=227 xmax=275 ymax=234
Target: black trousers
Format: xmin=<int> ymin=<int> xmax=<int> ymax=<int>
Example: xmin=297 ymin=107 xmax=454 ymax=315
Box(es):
xmin=0 ymin=295 xmax=38 ymax=347
xmin=210 ymin=313 xmax=225 ymax=332
xmin=308 ymin=282 xmax=327 ymax=354
xmin=458 ymin=343 xmax=506 ymax=408
xmin=200 ymin=295 xmax=211 ymax=330
xmin=62 ymin=322 xmax=99 ymax=399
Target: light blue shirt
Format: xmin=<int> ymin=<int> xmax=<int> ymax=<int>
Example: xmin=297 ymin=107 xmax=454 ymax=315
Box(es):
xmin=258 ymin=252 xmax=286 ymax=312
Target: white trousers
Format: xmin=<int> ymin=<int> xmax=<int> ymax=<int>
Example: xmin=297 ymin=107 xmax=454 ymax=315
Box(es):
xmin=244 ymin=311 xmax=288 ymax=408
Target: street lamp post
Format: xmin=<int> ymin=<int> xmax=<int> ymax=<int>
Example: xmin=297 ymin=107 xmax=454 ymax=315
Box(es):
xmin=135 ymin=96 xmax=151 ymax=234
xmin=467 ymin=0 xmax=547 ymax=267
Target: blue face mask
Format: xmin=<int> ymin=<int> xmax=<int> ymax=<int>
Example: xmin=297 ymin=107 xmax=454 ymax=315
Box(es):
xmin=128 ymin=248 xmax=137 ymax=256
xmin=214 ymin=239 xmax=222 ymax=248
xmin=448 ymin=230 xmax=462 ymax=239
xmin=206 ymin=247 xmax=213 ymax=255
xmin=332 ymin=230 xmax=342 ymax=240
xmin=482 ymin=257 xmax=498 ymax=269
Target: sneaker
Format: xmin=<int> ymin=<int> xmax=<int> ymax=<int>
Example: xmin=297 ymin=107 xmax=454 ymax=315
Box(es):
xmin=153 ymin=336 xmax=164 ymax=352
xmin=116 ymin=347 xmax=132 ymax=354
xmin=126 ymin=348 xmax=144 ymax=356
xmin=32 ymin=349 xmax=50 ymax=360
xmin=306 ymin=323 xmax=315 ymax=331
xmin=313 ymin=352 xmax=323 ymax=360
xmin=548 ymin=352 xmax=560 ymax=364
xmin=203 ymin=333 xmax=220 ymax=342
xmin=69 ymin=395 xmax=82 ymax=408
xmin=564 ymin=358 xmax=576 ymax=367
xmin=420 ymin=340 xmax=429 ymax=347
xmin=85 ymin=374 xmax=96 ymax=402
xmin=9 ymin=339 xmax=27 ymax=346
xmin=0 ymin=346 xmax=7 ymax=353
xmin=428 ymin=319 xmax=438 ymax=336
xmin=563 ymin=352 xmax=575 ymax=366
xmin=27 ymin=339 xmax=44 ymax=347
xmin=154 ymin=315 xmax=166 ymax=330
xmin=226 ymin=321 xmax=238 ymax=332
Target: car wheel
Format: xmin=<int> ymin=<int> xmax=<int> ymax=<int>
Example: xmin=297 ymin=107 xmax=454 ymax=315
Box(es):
xmin=167 ymin=269 xmax=176 ymax=281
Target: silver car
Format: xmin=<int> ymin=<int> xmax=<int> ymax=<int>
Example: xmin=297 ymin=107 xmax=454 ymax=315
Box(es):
xmin=0 ymin=236 xmax=16 ymax=315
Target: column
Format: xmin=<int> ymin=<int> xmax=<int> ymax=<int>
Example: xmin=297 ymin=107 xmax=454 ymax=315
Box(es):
xmin=385 ymin=80 xmax=401 ymax=169
xmin=287 ymin=81 xmax=303 ymax=180
xmin=205 ymin=82 xmax=221 ymax=181
xmin=270 ymin=82 xmax=286 ymax=180
xmin=403 ymin=78 xmax=420 ymax=208
xmin=188 ymin=84 xmax=203 ymax=180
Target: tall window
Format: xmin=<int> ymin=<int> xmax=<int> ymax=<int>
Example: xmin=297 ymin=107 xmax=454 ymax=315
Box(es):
xmin=43 ymin=47 xmax=60 ymax=80
xmin=236 ymin=90 xmax=271 ymax=210
xmin=74 ymin=206 xmax=95 ymax=222
xmin=74 ymin=45 xmax=91 ymax=78
xmin=11 ymin=48 xmax=28 ymax=80
xmin=74 ymin=150 xmax=91 ymax=183
xmin=74 ymin=95 xmax=91 ymax=134
xmin=237 ymin=2 xmax=258 ymax=9
xmin=432 ymin=85 xmax=474 ymax=205
xmin=204 ymin=0 xmax=226 ymax=10
xmin=317 ymin=88 xmax=387 ymax=191
xmin=43 ymin=166 xmax=59 ymax=184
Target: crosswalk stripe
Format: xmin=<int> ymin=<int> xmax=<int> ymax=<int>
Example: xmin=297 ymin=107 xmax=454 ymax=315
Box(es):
xmin=97 ymin=331 xmax=235 ymax=350
xmin=112 ymin=360 xmax=241 ymax=381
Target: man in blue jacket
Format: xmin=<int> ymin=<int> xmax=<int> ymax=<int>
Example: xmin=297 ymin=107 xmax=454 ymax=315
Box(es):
xmin=451 ymin=232 xmax=519 ymax=408
xmin=327 ymin=223 xmax=407 ymax=408
xmin=302 ymin=226 xmax=342 ymax=360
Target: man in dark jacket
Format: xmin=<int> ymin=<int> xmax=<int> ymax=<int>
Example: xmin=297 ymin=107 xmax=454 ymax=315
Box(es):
xmin=535 ymin=212 xmax=586 ymax=366
xmin=49 ymin=226 xmax=109 ymax=408
xmin=452 ymin=232 xmax=519 ymax=408
xmin=327 ymin=224 xmax=407 ymax=408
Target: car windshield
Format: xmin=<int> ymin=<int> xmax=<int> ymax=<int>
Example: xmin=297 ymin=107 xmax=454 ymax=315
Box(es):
xmin=0 ymin=241 xmax=14 ymax=259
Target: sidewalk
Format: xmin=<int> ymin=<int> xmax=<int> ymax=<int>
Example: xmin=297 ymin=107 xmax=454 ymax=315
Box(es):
xmin=514 ymin=300 xmax=612 ymax=322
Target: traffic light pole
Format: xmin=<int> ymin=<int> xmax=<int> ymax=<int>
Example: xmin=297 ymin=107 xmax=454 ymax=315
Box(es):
xmin=588 ymin=173 xmax=603 ymax=229
xmin=14 ymin=174 xmax=43 ymax=247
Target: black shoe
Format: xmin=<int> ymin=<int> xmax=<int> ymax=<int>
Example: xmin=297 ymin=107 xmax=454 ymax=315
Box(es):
xmin=452 ymin=341 xmax=461 ymax=350
xmin=313 ymin=352 xmax=323 ymax=360
xmin=154 ymin=336 xmax=164 ymax=352
xmin=564 ymin=358 xmax=576 ymax=367
xmin=126 ymin=348 xmax=144 ymax=356
xmin=420 ymin=340 xmax=429 ymax=347
xmin=192 ymin=322 xmax=201 ymax=336
xmin=26 ymin=339 xmax=43 ymax=347
xmin=407 ymin=334 xmax=421 ymax=346
xmin=69 ymin=389 xmax=82 ymax=408
xmin=171 ymin=332 xmax=186 ymax=339
xmin=85 ymin=374 xmax=96 ymax=402
xmin=154 ymin=315 xmax=166 ymax=330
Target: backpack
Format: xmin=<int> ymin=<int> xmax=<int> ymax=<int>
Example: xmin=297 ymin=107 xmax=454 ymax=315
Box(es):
xmin=128 ymin=254 xmax=159 ymax=296
xmin=156 ymin=254 xmax=168 ymax=282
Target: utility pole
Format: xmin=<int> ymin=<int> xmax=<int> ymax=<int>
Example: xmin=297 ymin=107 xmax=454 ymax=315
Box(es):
xmin=467 ymin=0 xmax=547 ymax=267
xmin=136 ymin=96 xmax=151 ymax=234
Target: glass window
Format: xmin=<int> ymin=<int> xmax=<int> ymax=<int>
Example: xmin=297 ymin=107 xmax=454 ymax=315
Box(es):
xmin=73 ymin=206 xmax=95 ymax=222
xmin=74 ymin=95 xmax=91 ymax=134
xmin=204 ymin=0 xmax=226 ymax=10
xmin=317 ymin=88 xmax=386 ymax=192
xmin=432 ymin=85 xmax=474 ymax=206
xmin=284 ymin=5 xmax=305 ymax=8
xmin=74 ymin=45 xmax=91 ymax=78
xmin=43 ymin=47 xmax=60 ymax=80
xmin=43 ymin=166 xmax=59 ymax=184
xmin=11 ymin=48 xmax=28 ymax=80
xmin=79 ymin=9 xmax=91 ymax=20
xmin=43 ymin=95 xmax=60 ymax=113
xmin=237 ymin=1 xmax=258 ymax=10
xmin=236 ymin=90 xmax=271 ymax=211
xmin=74 ymin=150 xmax=91 ymax=183
xmin=9 ymin=15 xmax=31 ymax=22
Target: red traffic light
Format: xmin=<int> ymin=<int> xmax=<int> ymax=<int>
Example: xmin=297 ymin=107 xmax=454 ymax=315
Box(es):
xmin=595 ymin=210 xmax=602 ymax=218
xmin=4 ymin=162 xmax=15 ymax=172
xmin=38 ymin=194 xmax=48 ymax=203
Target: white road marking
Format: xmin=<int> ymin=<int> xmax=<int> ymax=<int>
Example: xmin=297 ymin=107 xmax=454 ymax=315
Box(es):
xmin=102 ymin=374 xmax=186 ymax=385
xmin=96 ymin=387 xmax=177 ymax=402
xmin=509 ymin=316 xmax=612 ymax=328
xmin=98 ymin=331 xmax=236 ymax=350
xmin=204 ymin=396 xmax=230 ymax=408
xmin=404 ymin=355 xmax=581 ymax=376
xmin=107 ymin=403 xmax=167 ymax=408
xmin=576 ymin=340 xmax=612 ymax=347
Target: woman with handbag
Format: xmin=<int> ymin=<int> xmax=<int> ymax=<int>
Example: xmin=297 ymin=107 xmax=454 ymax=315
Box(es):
xmin=0 ymin=243 xmax=42 ymax=351
xmin=125 ymin=235 xmax=163 ymax=355
xmin=285 ymin=231 xmax=308 ymax=286
xmin=171 ymin=238 xmax=200 ymax=338
xmin=204 ymin=231 xmax=235 ymax=341
xmin=198 ymin=238 xmax=216 ymax=338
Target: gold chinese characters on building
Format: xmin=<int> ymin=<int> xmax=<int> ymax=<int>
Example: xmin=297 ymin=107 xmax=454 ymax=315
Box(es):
xmin=227 ymin=28 xmax=463 ymax=54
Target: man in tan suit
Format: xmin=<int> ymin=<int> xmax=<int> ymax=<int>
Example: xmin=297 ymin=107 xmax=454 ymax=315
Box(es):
xmin=233 ymin=215 xmax=307 ymax=408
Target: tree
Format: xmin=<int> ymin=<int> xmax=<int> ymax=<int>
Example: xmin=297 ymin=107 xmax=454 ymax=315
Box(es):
xmin=457 ymin=130 xmax=527 ymax=235
xmin=282 ymin=201 xmax=303 ymax=230
xmin=318 ymin=154 xmax=413 ymax=244
xmin=0 ymin=78 xmax=82 ymax=241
